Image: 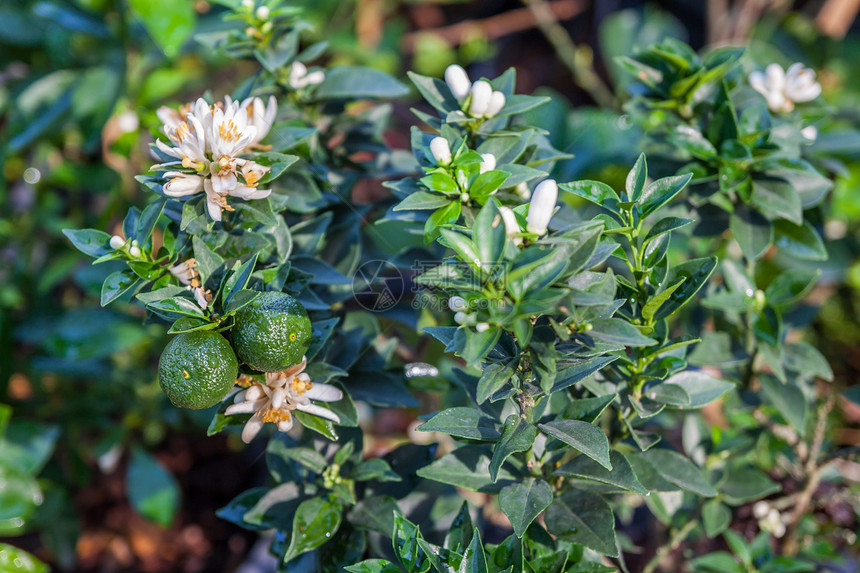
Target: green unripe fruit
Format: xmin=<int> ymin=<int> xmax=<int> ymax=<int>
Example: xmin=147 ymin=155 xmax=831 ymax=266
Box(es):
xmin=231 ymin=291 xmax=312 ymax=372
xmin=158 ymin=331 xmax=238 ymax=410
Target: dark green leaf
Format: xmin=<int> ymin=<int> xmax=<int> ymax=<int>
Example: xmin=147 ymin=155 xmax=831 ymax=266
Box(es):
xmin=416 ymin=408 xmax=500 ymax=441
xmin=702 ymin=499 xmax=732 ymax=538
xmin=63 ymin=228 xmax=112 ymax=258
xmin=773 ymin=220 xmax=827 ymax=261
xmin=545 ymin=490 xmax=618 ymax=557
xmin=730 ymin=207 xmax=772 ymax=262
xmin=490 ymin=416 xmax=538 ymax=482
xmin=538 ymin=420 xmax=611 ymax=469
xmin=315 ymin=66 xmax=409 ymax=100
xmin=126 ymin=448 xmax=179 ymax=527
xmin=101 ymin=270 xmax=140 ymax=306
xmin=555 ymin=450 xmax=646 ymax=494
xmin=759 ymin=374 xmax=807 ymax=435
xmin=499 ymin=480 xmax=552 ymax=538
xmin=642 ymin=449 xmax=717 ymax=497
xmin=282 ymin=496 xmax=343 ymax=563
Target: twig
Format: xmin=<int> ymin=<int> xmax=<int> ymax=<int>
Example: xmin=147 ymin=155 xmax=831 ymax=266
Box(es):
xmin=642 ymin=518 xmax=698 ymax=573
xmin=401 ymin=0 xmax=587 ymax=52
xmin=520 ymin=0 xmax=616 ymax=109
xmin=781 ymin=392 xmax=835 ymax=555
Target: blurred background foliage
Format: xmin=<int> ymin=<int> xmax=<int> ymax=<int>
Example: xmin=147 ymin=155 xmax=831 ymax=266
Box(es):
xmin=1 ymin=0 xmax=860 ymax=571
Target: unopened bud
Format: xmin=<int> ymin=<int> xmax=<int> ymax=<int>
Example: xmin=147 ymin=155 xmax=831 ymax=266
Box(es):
xmin=479 ymin=153 xmax=496 ymax=174
xmin=448 ymin=296 xmax=467 ymax=312
xmin=454 ymin=311 xmax=468 ymax=325
xmin=526 ymin=179 xmax=558 ymax=235
xmin=304 ymin=70 xmax=325 ymax=85
xmin=255 ymin=5 xmax=269 ymax=19
xmin=110 ymin=235 xmax=125 ymax=250
xmin=485 ymin=91 xmax=506 ymax=117
xmin=468 ymin=80 xmax=492 ymax=117
xmin=444 ymin=65 xmax=472 ymax=101
xmin=801 ymin=125 xmax=817 ymax=142
xmin=242 ymin=0 xmax=254 ymax=8
xmin=460 ymin=193 xmax=470 ymax=203
xmin=429 ymin=137 xmax=452 ymax=165
xmin=129 ymin=245 xmax=142 ymax=258
xmin=476 ymin=322 xmax=490 ymax=333
xmin=498 ymin=206 xmax=522 ymax=246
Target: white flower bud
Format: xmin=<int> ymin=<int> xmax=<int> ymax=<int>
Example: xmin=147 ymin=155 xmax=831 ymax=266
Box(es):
xmin=448 ymin=296 xmax=467 ymax=312
xmin=131 ymin=239 xmax=139 ymax=247
xmin=801 ymin=125 xmax=817 ymax=142
xmin=752 ymin=501 xmax=770 ymax=519
xmin=479 ymin=153 xmax=496 ymax=174
xmin=444 ymin=65 xmax=472 ymax=101
xmin=454 ymin=311 xmax=468 ymax=325
xmin=485 ymin=91 xmax=506 ymax=117
xmin=429 ymin=137 xmax=452 ymax=165
xmin=242 ymin=0 xmax=254 ymax=8
xmin=460 ymin=193 xmax=470 ymax=203
xmin=304 ymin=70 xmax=325 ymax=86
xmin=255 ymin=5 xmax=269 ymax=19
xmin=129 ymin=245 xmax=142 ymax=258
xmin=498 ymin=206 xmax=522 ymax=246
xmin=110 ymin=235 xmax=125 ymax=250
xmin=476 ymin=322 xmax=490 ymax=333
xmin=515 ymin=182 xmax=530 ymax=199
xmin=526 ymin=179 xmax=558 ymax=235
xmin=468 ymin=80 xmax=492 ymax=117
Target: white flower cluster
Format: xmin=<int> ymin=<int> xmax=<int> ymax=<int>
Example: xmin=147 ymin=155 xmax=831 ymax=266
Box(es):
xmin=109 ymin=234 xmax=142 ymax=258
xmin=154 ymin=95 xmax=277 ymax=221
xmin=449 ymin=296 xmax=490 ymax=332
xmin=749 ymin=63 xmax=821 ymax=113
xmin=428 ymin=136 xmax=496 ymax=177
xmin=444 ymin=65 xmax=506 ymax=119
xmin=288 ymin=61 xmax=325 ymax=90
xmin=753 ymin=501 xmax=786 ymax=538
xmin=226 ymin=357 xmax=343 ymax=443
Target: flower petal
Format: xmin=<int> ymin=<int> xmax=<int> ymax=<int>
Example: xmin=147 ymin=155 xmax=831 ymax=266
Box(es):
xmin=305 ymin=383 xmax=343 ymax=403
xmin=296 ymin=402 xmax=341 ymax=423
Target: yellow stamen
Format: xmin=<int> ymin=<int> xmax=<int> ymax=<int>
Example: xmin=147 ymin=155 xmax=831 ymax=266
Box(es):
xmin=291 ymin=376 xmax=313 ymax=396
xmin=262 ymin=408 xmax=291 ymax=424
xmin=218 ymin=120 xmax=240 ymax=143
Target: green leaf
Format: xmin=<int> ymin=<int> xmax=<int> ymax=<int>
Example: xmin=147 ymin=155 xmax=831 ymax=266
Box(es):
xmin=253 ymin=152 xmax=299 ymax=185
xmin=147 ymin=296 xmax=207 ymax=319
xmin=691 ymin=552 xmax=744 ymax=573
xmin=654 ymin=257 xmax=717 ymax=320
xmin=759 ymin=374 xmax=807 ymax=435
xmin=702 ymin=499 xmax=732 ymax=538
xmin=101 ymin=270 xmax=140 ymax=306
xmin=773 ymin=220 xmax=827 ymax=261
xmin=63 ymin=228 xmax=112 ymax=258
xmin=128 ymin=0 xmax=195 ymax=57
xmin=587 ymin=318 xmax=655 ymax=347
xmin=126 ymin=448 xmax=180 ymax=527
xmin=554 ymin=450 xmax=647 ymax=494
xmin=461 ymin=527 xmax=489 ymax=573
xmin=192 ymin=236 xmax=224 ymax=280
xmin=416 ymin=407 xmax=500 ymax=441
xmin=424 ymin=201 xmax=462 ymax=242
xmin=490 ymin=415 xmax=538 ymax=482
xmin=559 ymin=180 xmax=620 ymax=212
xmin=470 ymin=170 xmax=509 ymax=202
xmin=136 ymin=198 xmax=165 ymax=244
xmin=282 ymin=496 xmax=343 ymax=563
xmin=642 ymin=449 xmax=717 ymax=497
xmin=538 ymin=420 xmax=611 ymax=469
xmin=393 ymin=191 xmax=450 ymax=211
xmin=644 ymin=217 xmax=693 ymax=244
xmin=551 ymin=356 xmax=618 ymax=393
xmin=348 ymin=495 xmax=399 ymax=535
xmin=278 ymin=447 xmax=327 ymax=473
xmin=345 ymin=560 xmax=401 ymax=573
xmin=352 ymin=458 xmax=401 ymax=482
xmin=167 ymin=316 xmax=218 ymax=334
xmin=719 ymin=467 xmax=780 ymax=505
xmin=222 ymin=253 xmax=258 ymax=307
xmin=314 ymin=66 xmax=409 ymax=100
xmin=473 ymin=200 xmax=506 ymax=266
xmin=233 ymin=197 xmax=279 ymax=226
xmin=499 ymin=479 xmax=552 ymax=538
xmin=562 ymin=394 xmax=616 ymax=424
xmin=416 ymin=446 xmax=514 ymax=493
xmin=293 ymin=410 xmax=338 ymax=441
xmin=0 ymin=460 xmax=42 ymax=535
xmin=730 ymin=207 xmax=772 ymax=261
xmin=545 ymin=490 xmax=618 ymax=557
xmin=640 ymin=173 xmax=693 ymax=217
xmin=751 ymin=179 xmax=802 ymax=225
xmin=0 ymin=543 xmax=48 ymax=573
xmin=658 ymin=371 xmax=734 ymax=408
xmin=765 ymin=269 xmax=820 ymax=307
xmin=783 ymin=342 xmax=832 ymax=382
xmin=642 ymin=279 xmax=684 ymax=324
xmin=626 ymin=153 xmax=648 ymax=201
xmin=223 ymin=289 xmax=260 ymax=316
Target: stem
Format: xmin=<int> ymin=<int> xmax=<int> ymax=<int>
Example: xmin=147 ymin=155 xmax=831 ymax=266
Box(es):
xmin=520 ymin=0 xmax=616 ymax=109
xmin=642 ymin=518 xmax=697 ymax=573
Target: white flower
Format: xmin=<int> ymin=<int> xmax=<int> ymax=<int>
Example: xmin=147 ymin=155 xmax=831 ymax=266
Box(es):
xmin=154 ymin=96 xmax=274 ymax=220
xmin=758 ymin=508 xmax=786 ymax=538
xmin=448 ymin=296 xmax=467 ymax=312
xmin=110 ymin=235 xmax=125 ymax=250
xmin=169 ymin=258 xmax=200 ymax=287
xmin=226 ymin=357 xmax=343 ymax=443
xmin=498 ymin=206 xmax=522 ymax=246
xmin=479 ymin=153 xmax=496 ymax=174
xmin=485 ymin=91 xmax=506 ymax=117
xmin=468 ymin=80 xmax=492 ymax=117
xmin=453 ymin=311 xmax=468 ymax=325
xmin=289 ymin=61 xmax=325 ymax=90
xmin=476 ymin=322 xmax=490 ymax=333
xmin=193 ymin=287 xmax=212 ymax=310
xmin=749 ymin=63 xmax=821 ymax=113
xmin=444 ymin=64 xmax=472 ymax=101
xmin=255 ymin=5 xmax=269 ymax=19
xmin=429 ymin=137 xmax=452 ymax=165
xmin=526 ymin=179 xmax=558 ymax=235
